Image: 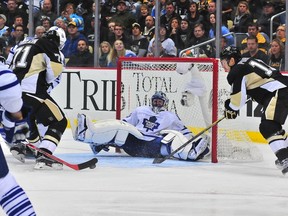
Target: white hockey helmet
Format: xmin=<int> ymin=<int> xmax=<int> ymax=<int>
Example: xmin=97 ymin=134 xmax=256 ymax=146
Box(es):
xmin=151 ymin=91 xmax=169 ymax=113
xmin=47 ymin=26 xmax=67 ymax=50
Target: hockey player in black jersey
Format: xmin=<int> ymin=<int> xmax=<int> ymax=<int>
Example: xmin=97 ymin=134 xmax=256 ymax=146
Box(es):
xmin=9 ymin=27 xmax=67 ymax=169
xmin=220 ymin=45 xmax=288 ymax=175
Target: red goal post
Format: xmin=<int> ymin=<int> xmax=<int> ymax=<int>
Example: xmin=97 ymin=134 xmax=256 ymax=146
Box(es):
xmin=116 ymin=57 xmax=262 ymax=163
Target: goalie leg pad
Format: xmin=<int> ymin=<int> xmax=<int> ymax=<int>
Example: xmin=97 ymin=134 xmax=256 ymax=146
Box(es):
xmin=187 ymin=135 xmax=210 ymax=161
xmin=77 ymin=114 xmax=143 ymax=147
xmin=89 ymin=120 xmax=143 ymax=146
xmin=160 ymin=130 xmax=193 ymax=160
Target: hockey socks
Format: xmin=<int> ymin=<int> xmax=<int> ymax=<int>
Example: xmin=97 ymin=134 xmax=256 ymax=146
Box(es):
xmin=0 ymin=173 xmax=36 ymax=216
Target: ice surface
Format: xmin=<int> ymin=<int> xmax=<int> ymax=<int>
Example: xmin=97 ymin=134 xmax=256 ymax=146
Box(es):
xmin=1 ymin=129 xmax=288 ymax=216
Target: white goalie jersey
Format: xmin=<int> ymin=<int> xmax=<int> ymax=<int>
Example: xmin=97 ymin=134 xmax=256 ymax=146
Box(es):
xmin=123 ymin=106 xmax=192 ymax=141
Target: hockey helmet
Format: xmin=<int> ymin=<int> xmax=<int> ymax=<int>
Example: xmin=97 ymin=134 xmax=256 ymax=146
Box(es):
xmin=44 ymin=26 xmax=67 ymax=50
xmin=220 ymin=46 xmax=242 ymax=63
xmin=151 ymin=91 xmax=169 ymax=113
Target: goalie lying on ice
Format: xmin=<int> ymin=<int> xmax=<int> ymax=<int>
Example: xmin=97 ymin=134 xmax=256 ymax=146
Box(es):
xmin=73 ymin=91 xmax=210 ymax=161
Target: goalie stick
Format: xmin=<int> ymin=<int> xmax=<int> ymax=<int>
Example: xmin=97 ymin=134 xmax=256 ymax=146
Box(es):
xmin=26 ymin=144 xmax=98 ymax=170
xmin=152 ymin=116 xmax=225 ymax=164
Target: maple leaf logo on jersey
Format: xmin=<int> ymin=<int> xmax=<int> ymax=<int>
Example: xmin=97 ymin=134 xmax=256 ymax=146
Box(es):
xmin=142 ymin=116 xmax=160 ymax=132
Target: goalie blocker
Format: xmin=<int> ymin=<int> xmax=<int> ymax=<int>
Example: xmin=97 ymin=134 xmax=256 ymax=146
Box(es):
xmin=73 ymin=114 xmax=210 ymax=161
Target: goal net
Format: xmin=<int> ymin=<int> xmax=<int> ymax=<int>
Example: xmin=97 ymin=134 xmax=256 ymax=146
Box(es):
xmin=116 ymin=57 xmax=263 ymax=163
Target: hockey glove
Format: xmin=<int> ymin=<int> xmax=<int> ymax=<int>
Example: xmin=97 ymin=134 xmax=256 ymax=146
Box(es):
xmin=224 ymin=99 xmax=238 ymax=119
xmin=1 ymin=109 xmax=30 ymax=144
xmin=12 ymin=121 xmax=30 ymax=143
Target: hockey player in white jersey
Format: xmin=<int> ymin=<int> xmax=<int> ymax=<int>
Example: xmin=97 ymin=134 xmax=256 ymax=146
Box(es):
xmin=0 ymin=56 xmax=36 ymax=215
xmin=74 ymin=91 xmax=210 ymax=161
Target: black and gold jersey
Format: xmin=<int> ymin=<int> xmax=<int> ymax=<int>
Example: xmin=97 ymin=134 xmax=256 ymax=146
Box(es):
xmin=10 ymin=38 xmax=64 ymax=95
xmin=227 ymin=57 xmax=288 ymax=110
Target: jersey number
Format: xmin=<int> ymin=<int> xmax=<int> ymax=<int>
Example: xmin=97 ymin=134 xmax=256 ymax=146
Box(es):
xmin=11 ymin=45 xmax=32 ymax=69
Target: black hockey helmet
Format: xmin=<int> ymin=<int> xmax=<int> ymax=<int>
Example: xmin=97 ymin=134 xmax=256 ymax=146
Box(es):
xmin=42 ymin=27 xmax=66 ymax=50
xmin=43 ymin=29 xmax=60 ymax=47
xmin=220 ymin=46 xmax=242 ymax=63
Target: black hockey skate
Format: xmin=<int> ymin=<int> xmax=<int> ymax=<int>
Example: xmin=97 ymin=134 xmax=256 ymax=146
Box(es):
xmin=276 ymin=158 xmax=288 ymax=175
xmin=10 ymin=143 xmax=26 ymax=163
xmin=34 ymin=151 xmax=63 ymax=170
xmin=275 ymin=159 xmax=282 ymax=170
xmin=10 ymin=142 xmax=35 ymax=163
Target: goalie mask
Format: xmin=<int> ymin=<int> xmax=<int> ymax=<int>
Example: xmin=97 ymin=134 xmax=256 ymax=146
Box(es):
xmin=151 ymin=91 xmax=169 ymax=114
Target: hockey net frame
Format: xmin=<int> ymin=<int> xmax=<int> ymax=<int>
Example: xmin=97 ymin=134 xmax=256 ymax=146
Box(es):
xmin=116 ymin=57 xmax=262 ymax=163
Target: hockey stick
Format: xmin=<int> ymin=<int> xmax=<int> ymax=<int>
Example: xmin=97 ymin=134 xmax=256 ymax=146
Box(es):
xmin=152 ymin=116 xmax=225 ymax=164
xmin=27 ymin=144 xmax=98 ymax=170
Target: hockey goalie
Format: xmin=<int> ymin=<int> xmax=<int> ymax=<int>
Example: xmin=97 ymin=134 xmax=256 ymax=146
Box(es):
xmin=73 ymin=91 xmax=210 ymax=161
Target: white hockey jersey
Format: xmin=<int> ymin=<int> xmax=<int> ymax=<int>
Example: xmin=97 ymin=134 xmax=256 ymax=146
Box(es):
xmin=123 ymin=106 xmax=192 ymax=141
xmin=0 ymin=64 xmax=23 ymax=113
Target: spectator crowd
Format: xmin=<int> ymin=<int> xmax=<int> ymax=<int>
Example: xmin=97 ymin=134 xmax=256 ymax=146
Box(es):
xmin=0 ymin=0 xmax=286 ymax=69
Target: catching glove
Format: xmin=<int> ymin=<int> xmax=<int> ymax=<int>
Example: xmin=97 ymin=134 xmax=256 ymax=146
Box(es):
xmin=224 ymin=99 xmax=238 ymax=119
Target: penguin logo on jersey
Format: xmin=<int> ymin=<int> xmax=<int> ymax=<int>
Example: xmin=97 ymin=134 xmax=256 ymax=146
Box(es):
xmin=142 ymin=116 xmax=160 ymax=132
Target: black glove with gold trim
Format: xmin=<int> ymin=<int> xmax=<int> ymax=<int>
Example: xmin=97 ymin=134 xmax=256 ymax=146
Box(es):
xmin=224 ymin=99 xmax=238 ymax=119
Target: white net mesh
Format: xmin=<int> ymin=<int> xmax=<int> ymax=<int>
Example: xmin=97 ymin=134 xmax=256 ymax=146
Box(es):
xmin=118 ymin=58 xmax=263 ymax=162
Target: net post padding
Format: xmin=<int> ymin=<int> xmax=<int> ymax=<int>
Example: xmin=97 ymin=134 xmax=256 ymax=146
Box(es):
xmin=117 ymin=57 xmax=263 ymax=163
